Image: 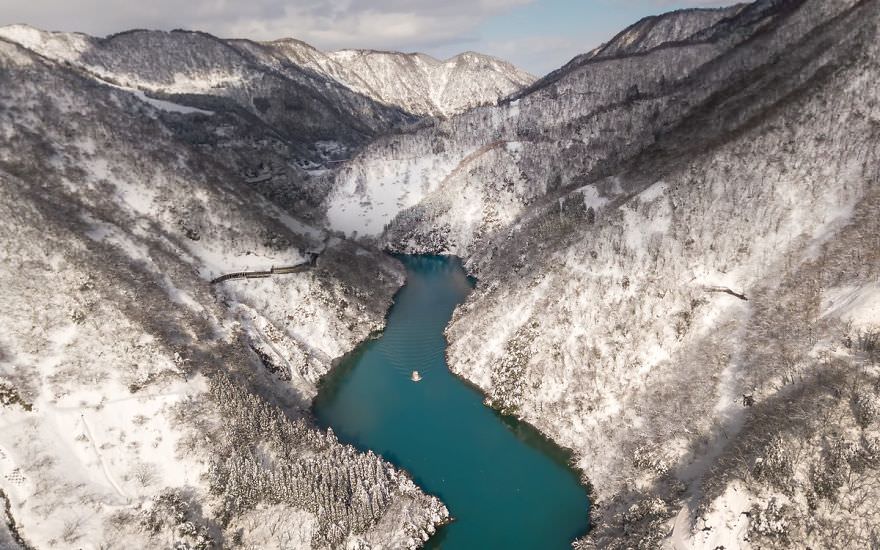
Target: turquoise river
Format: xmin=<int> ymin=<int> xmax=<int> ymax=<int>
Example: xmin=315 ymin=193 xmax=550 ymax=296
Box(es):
xmin=313 ymin=255 xmax=590 ymax=549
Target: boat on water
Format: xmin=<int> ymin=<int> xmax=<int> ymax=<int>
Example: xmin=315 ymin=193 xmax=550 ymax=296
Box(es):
xmin=411 ymin=370 xmax=422 ymax=382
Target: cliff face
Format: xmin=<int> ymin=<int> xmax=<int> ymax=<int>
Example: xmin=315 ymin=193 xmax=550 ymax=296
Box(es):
xmin=0 ymin=37 xmax=446 ymax=549
xmin=324 ymin=0 xmax=880 ymax=547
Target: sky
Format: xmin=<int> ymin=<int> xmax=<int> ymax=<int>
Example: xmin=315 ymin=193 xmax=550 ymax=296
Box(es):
xmin=0 ymin=0 xmax=737 ymax=76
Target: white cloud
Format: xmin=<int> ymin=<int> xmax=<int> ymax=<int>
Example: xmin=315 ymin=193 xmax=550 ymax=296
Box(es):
xmin=0 ymin=0 xmax=533 ymax=53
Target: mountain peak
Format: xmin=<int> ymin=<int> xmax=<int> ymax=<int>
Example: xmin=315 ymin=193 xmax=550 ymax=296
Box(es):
xmin=0 ymin=25 xmax=534 ymax=119
xmin=273 ymin=42 xmax=535 ymax=117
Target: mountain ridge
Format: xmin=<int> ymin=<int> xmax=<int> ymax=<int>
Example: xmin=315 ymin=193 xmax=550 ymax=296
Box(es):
xmin=0 ymin=23 xmax=534 ymax=118
xmin=2 ymin=1 xmax=879 ymax=548
xmin=269 ymin=40 xmax=535 ymax=117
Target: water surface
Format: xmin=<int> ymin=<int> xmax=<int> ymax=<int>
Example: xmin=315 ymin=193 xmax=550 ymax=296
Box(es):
xmin=313 ymin=255 xmax=590 ymax=549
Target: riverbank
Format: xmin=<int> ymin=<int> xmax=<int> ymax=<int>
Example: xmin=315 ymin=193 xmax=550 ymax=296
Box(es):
xmin=313 ymin=255 xmax=590 ymax=549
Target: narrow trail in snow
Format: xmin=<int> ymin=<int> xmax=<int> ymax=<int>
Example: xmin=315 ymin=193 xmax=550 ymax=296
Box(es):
xmin=669 ymin=503 xmax=693 ymax=550
xmin=79 ymin=413 xmax=128 ymax=500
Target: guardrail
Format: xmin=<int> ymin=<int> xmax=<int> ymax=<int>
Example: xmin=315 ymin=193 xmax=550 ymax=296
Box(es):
xmin=210 ymin=255 xmax=317 ymax=285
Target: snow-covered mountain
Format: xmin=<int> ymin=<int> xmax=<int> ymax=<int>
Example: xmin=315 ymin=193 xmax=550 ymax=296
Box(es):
xmin=323 ymin=0 xmax=880 ymax=548
xmin=271 ymin=44 xmax=536 ymax=117
xmin=3 ymin=0 xmax=880 ymax=549
xmin=518 ymin=3 xmax=747 ymax=98
xmin=0 ymin=24 xmax=413 ymax=152
xmin=0 ymin=24 xmax=534 ymax=215
xmin=0 ymin=24 xmax=533 ymax=122
xmin=0 ymin=33 xmax=447 ymax=549
xmin=323 ymin=0 xmax=800 ymax=247
xmin=0 ymin=20 xmax=535 ymax=550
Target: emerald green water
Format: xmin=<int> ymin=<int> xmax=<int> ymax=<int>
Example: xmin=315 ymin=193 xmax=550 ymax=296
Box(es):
xmin=313 ymin=255 xmax=590 ymax=549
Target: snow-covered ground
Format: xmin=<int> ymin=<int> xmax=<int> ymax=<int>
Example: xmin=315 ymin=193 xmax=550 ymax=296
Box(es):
xmin=269 ymin=40 xmax=535 ymax=117
xmin=2 ymin=1 xmax=880 ymax=549
xmin=115 ymin=85 xmax=214 ymax=115
xmin=319 ymin=1 xmax=880 ymax=548
xmin=822 ymin=284 xmax=880 ymax=332
xmin=0 ymin=36 xmax=444 ymax=549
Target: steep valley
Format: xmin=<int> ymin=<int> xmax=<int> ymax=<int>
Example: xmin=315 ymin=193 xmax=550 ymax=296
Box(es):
xmin=1 ymin=0 xmax=879 ymax=548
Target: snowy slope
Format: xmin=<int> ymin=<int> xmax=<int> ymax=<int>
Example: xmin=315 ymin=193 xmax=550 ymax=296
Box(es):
xmin=3 ymin=0 xmax=880 ymax=548
xmin=0 ymin=38 xmax=446 ymax=549
xmin=448 ymin=1 xmax=880 ymax=548
xmin=326 ymin=0 xmax=880 ymax=548
xmin=521 ymin=3 xmax=748 ymax=97
xmin=323 ymin=0 xmax=797 ymax=247
xmin=263 ymin=40 xmax=535 ymax=117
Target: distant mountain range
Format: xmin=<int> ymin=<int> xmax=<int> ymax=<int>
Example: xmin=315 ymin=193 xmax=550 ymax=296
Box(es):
xmin=265 ymin=38 xmax=535 ymax=117
xmin=0 ymin=24 xmax=534 ymax=119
